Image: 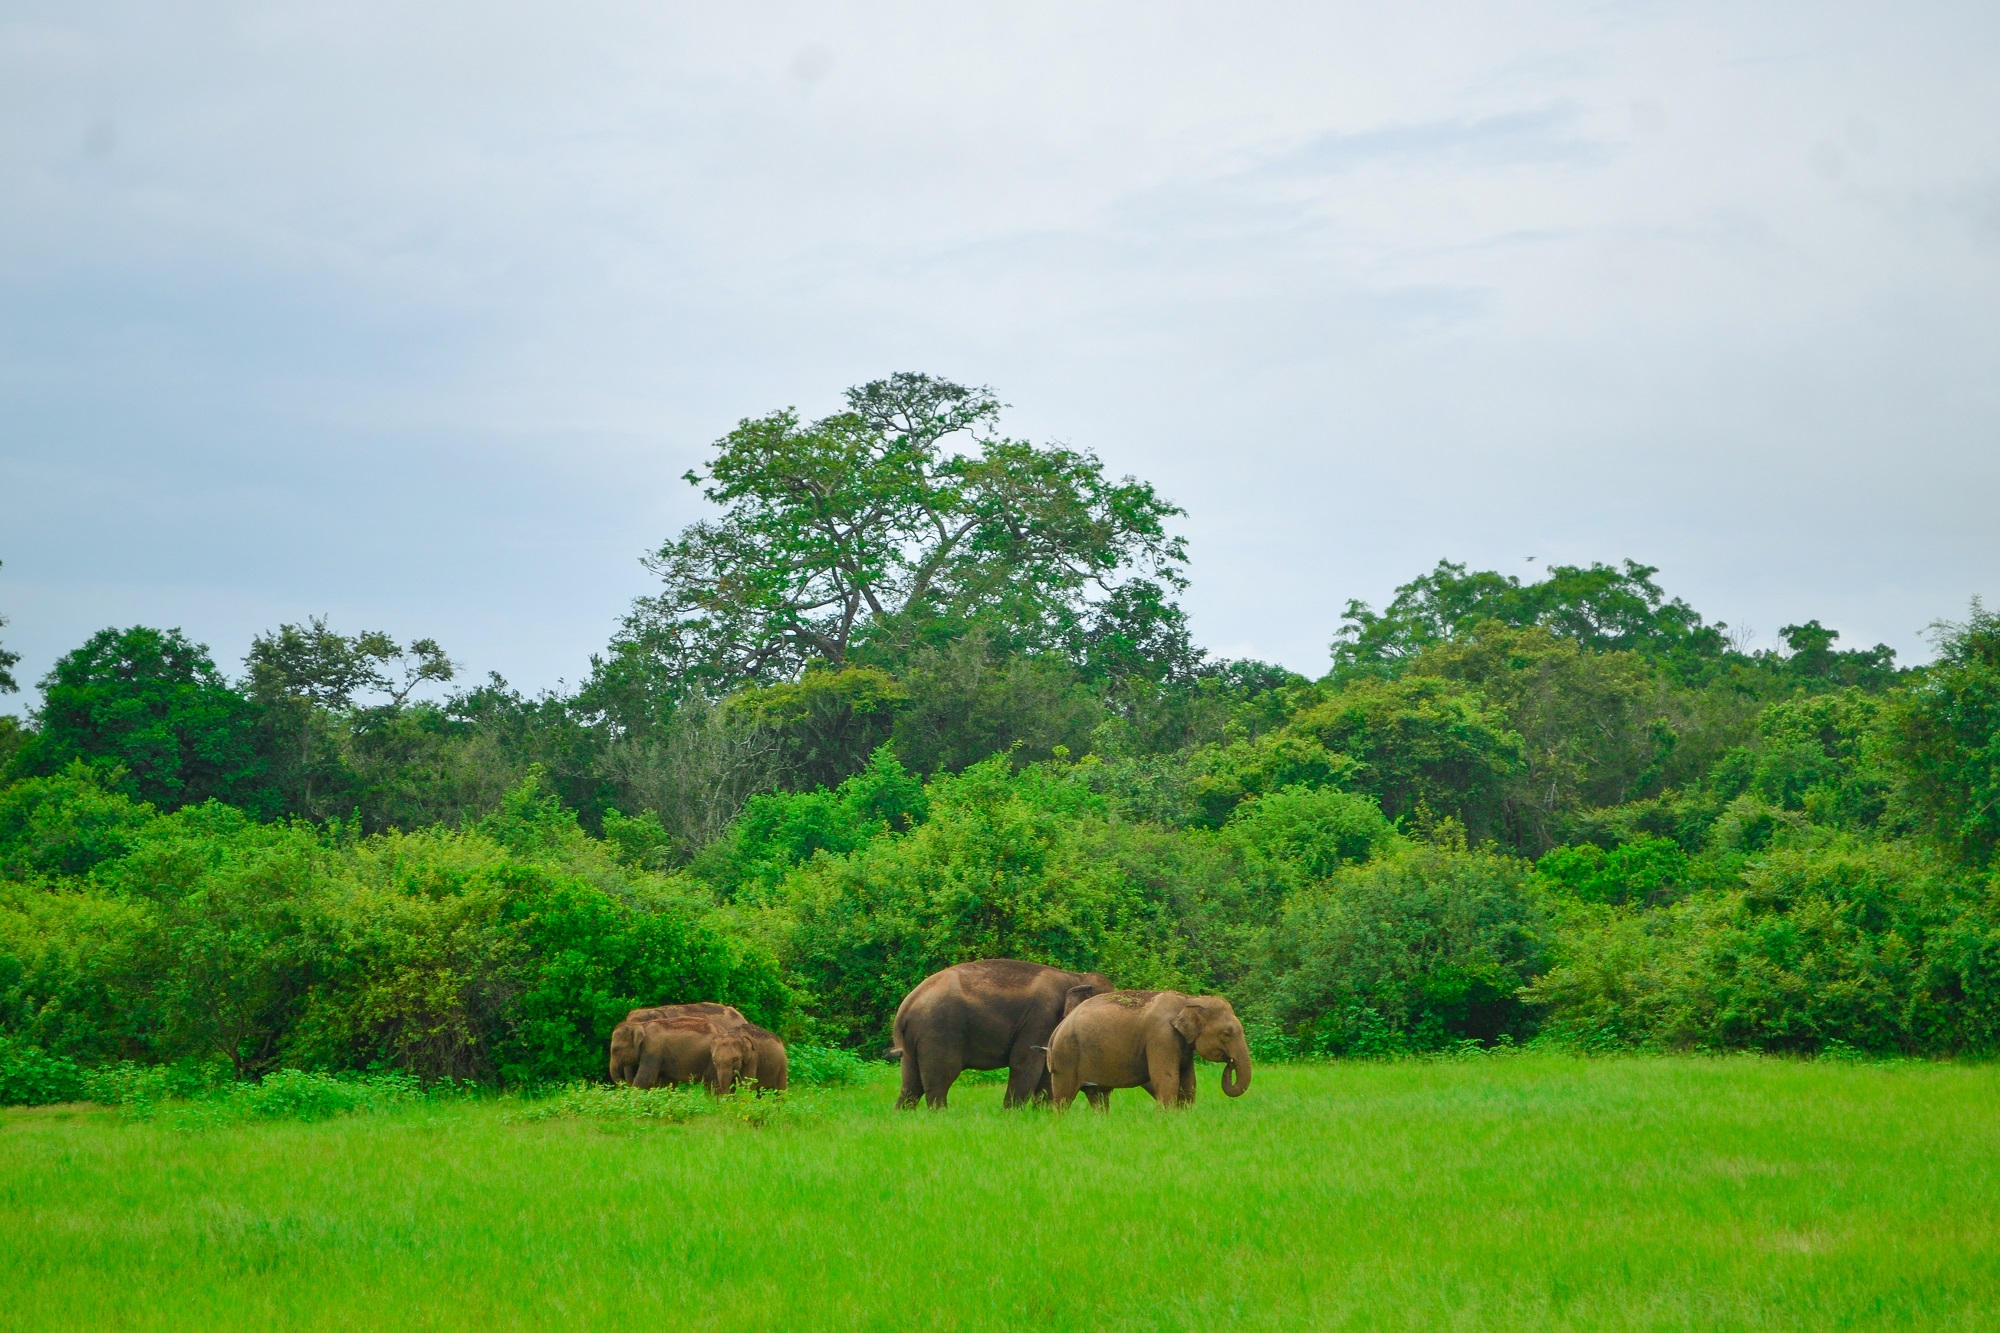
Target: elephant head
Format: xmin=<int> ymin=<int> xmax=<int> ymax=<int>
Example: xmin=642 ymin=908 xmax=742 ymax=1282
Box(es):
xmin=608 ymin=1020 xmax=642 ymax=1084
xmin=1172 ymin=996 xmax=1252 ymax=1097
xmin=1062 ymin=971 xmax=1116 ymax=1018
xmin=710 ymin=1030 xmax=758 ymax=1093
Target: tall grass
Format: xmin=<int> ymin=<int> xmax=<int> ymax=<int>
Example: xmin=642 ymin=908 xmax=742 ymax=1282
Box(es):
xmin=4 ymin=1057 xmax=1998 ymax=1329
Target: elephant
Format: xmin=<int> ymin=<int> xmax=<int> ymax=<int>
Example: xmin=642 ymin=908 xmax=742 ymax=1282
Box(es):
xmin=739 ymin=1022 xmax=788 ymax=1093
xmin=1046 ymin=990 xmax=1252 ymax=1111
xmin=631 ymin=1014 xmax=760 ymax=1094
xmin=609 ymin=1002 xmax=747 ymax=1084
xmin=887 ymin=958 xmax=1113 ymax=1108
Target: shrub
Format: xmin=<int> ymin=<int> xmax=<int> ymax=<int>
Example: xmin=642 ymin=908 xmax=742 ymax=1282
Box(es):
xmin=1258 ymin=839 xmax=1548 ymax=1052
xmin=0 ymin=778 xmax=795 ymax=1087
xmin=1525 ymin=840 xmax=2000 ymax=1055
xmin=1224 ymin=785 xmax=1394 ymax=883
xmin=1535 ymin=834 xmax=1690 ymax=907
xmin=0 ymin=1035 xmax=85 ymax=1105
xmin=785 ymin=1044 xmax=869 ymax=1087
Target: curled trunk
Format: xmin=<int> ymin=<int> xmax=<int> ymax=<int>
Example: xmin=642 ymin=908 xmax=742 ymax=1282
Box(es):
xmin=1221 ymin=1037 xmax=1251 ymax=1097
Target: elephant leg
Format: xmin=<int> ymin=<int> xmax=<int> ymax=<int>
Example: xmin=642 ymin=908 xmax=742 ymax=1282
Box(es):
xmin=897 ymin=1049 xmax=925 ymax=1110
xmin=1146 ymin=1041 xmax=1185 ymax=1110
xmin=1004 ymin=1040 xmax=1049 ymax=1108
xmin=1084 ymin=1087 xmax=1110 ymax=1112
xmin=633 ymin=1047 xmax=663 ymax=1090
xmin=1179 ymin=1051 xmax=1197 ymax=1107
xmin=917 ymin=1046 xmax=962 ymax=1109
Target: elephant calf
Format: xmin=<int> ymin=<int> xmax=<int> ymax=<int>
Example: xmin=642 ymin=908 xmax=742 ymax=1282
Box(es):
xmin=1046 ymin=991 xmax=1252 ymax=1111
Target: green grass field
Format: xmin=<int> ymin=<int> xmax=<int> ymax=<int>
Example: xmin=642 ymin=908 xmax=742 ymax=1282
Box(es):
xmin=5 ymin=1056 xmax=1999 ymax=1330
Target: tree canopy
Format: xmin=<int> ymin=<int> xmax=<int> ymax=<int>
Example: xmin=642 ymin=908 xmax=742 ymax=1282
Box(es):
xmin=611 ymin=372 xmax=1190 ymax=691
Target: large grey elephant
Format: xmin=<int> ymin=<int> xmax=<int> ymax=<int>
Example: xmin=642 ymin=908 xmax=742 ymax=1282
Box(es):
xmin=887 ymin=959 xmax=1113 ymax=1108
xmin=1046 ymin=990 xmax=1252 ymax=1110
xmin=608 ymin=1002 xmax=746 ymax=1085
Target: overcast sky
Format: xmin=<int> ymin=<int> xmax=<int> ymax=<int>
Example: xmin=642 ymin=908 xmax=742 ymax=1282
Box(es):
xmin=4 ymin=2 xmax=1997 ymax=711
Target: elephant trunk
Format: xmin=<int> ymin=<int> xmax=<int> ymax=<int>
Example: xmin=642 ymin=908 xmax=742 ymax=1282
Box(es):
xmin=1221 ymin=1036 xmax=1252 ymax=1097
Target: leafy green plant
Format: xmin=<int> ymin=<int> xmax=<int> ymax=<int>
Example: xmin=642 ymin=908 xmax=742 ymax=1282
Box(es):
xmin=785 ymin=1044 xmax=870 ymax=1086
xmin=0 ymin=1035 xmax=85 ymax=1105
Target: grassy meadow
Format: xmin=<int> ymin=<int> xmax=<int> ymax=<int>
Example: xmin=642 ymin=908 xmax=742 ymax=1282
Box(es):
xmin=5 ymin=1056 xmax=2000 ymax=1331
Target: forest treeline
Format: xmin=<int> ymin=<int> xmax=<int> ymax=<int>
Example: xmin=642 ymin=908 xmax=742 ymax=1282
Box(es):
xmin=3 ymin=373 xmax=1998 ymax=1095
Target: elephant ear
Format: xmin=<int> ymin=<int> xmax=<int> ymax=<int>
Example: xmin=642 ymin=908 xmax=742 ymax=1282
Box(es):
xmin=1171 ymin=1004 xmax=1203 ymax=1043
xmin=1063 ymin=985 xmax=1098 ymax=1018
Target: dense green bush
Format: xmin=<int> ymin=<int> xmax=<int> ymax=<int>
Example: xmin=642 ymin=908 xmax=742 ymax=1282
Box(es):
xmin=1257 ymin=838 xmax=1549 ymax=1054
xmin=0 ymin=1034 xmax=85 ymax=1105
xmin=0 ymin=771 xmax=793 ymax=1086
xmin=1526 ymin=840 xmax=2000 ymax=1055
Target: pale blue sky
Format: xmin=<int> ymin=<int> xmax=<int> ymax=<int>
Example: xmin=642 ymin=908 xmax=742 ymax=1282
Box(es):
xmin=4 ymin=1 xmax=1997 ymax=710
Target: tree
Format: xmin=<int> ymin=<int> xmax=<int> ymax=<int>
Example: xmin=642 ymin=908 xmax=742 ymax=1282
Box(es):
xmin=1775 ymin=620 xmax=1901 ymax=692
xmin=1332 ymin=559 xmax=1730 ymax=680
xmin=1887 ymin=601 xmax=2000 ymax=866
xmin=24 ymin=627 xmax=268 ymax=811
xmin=1412 ymin=623 xmax=1677 ymax=852
xmin=614 ymin=373 xmax=1189 ymax=688
xmin=1286 ymin=676 xmax=1523 ymax=841
xmin=244 ymin=617 xmax=454 ymax=710
xmin=243 ymin=618 xmax=456 ymax=821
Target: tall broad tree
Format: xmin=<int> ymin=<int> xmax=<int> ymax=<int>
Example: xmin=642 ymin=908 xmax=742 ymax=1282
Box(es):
xmin=243 ymin=617 xmax=456 ymax=821
xmin=25 ymin=627 xmax=269 ymax=810
xmin=609 ymin=373 xmax=1190 ymax=693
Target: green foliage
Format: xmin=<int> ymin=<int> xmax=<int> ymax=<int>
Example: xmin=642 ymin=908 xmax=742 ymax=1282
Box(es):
xmin=20 ymin=626 xmax=271 ymax=812
xmin=1182 ymin=728 xmax=1358 ymax=826
xmin=83 ymin=1063 xmax=443 ymax=1125
xmin=0 ymin=1034 xmax=85 ymax=1105
xmin=727 ymin=666 xmax=906 ymax=789
xmin=1222 ymin=784 xmax=1396 ymax=883
xmin=1535 ymin=835 xmax=1691 ymax=907
xmin=1887 ymin=602 xmax=2000 ymax=866
xmin=1748 ymin=689 xmax=1893 ymax=831
xmin=0 ymin=764 xmax=156 ymax=879
xmin=1259 ymin=839 xmax=1549 ymax=1053
xmin=888 ymin=635 xmax=1104 ymax=774
xmin=695 ymin=746 xmax=925 ymax=901
xmin=785 ymin=1043 xmax=870 ymax=1086
xmin=1775 ymin=619 xmax=1902 ymax=693
xmin=1288 ymin=676 xmax=1522 ymax=838
xmin=775 ymin=756 xmax=1130 ymax=1045
xmin=0 ymin=774 xmax=792 ymax=1087
xmin=1332 ymin=559 xmax=1730 ymax=680
xmin=1413 ymin=624 xmax=1687 ymax=851
xmin=1526 ymin=841 xmax=2000 ymax=1055
xmin=616 ymin=372 xmax=1188 ymax=687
